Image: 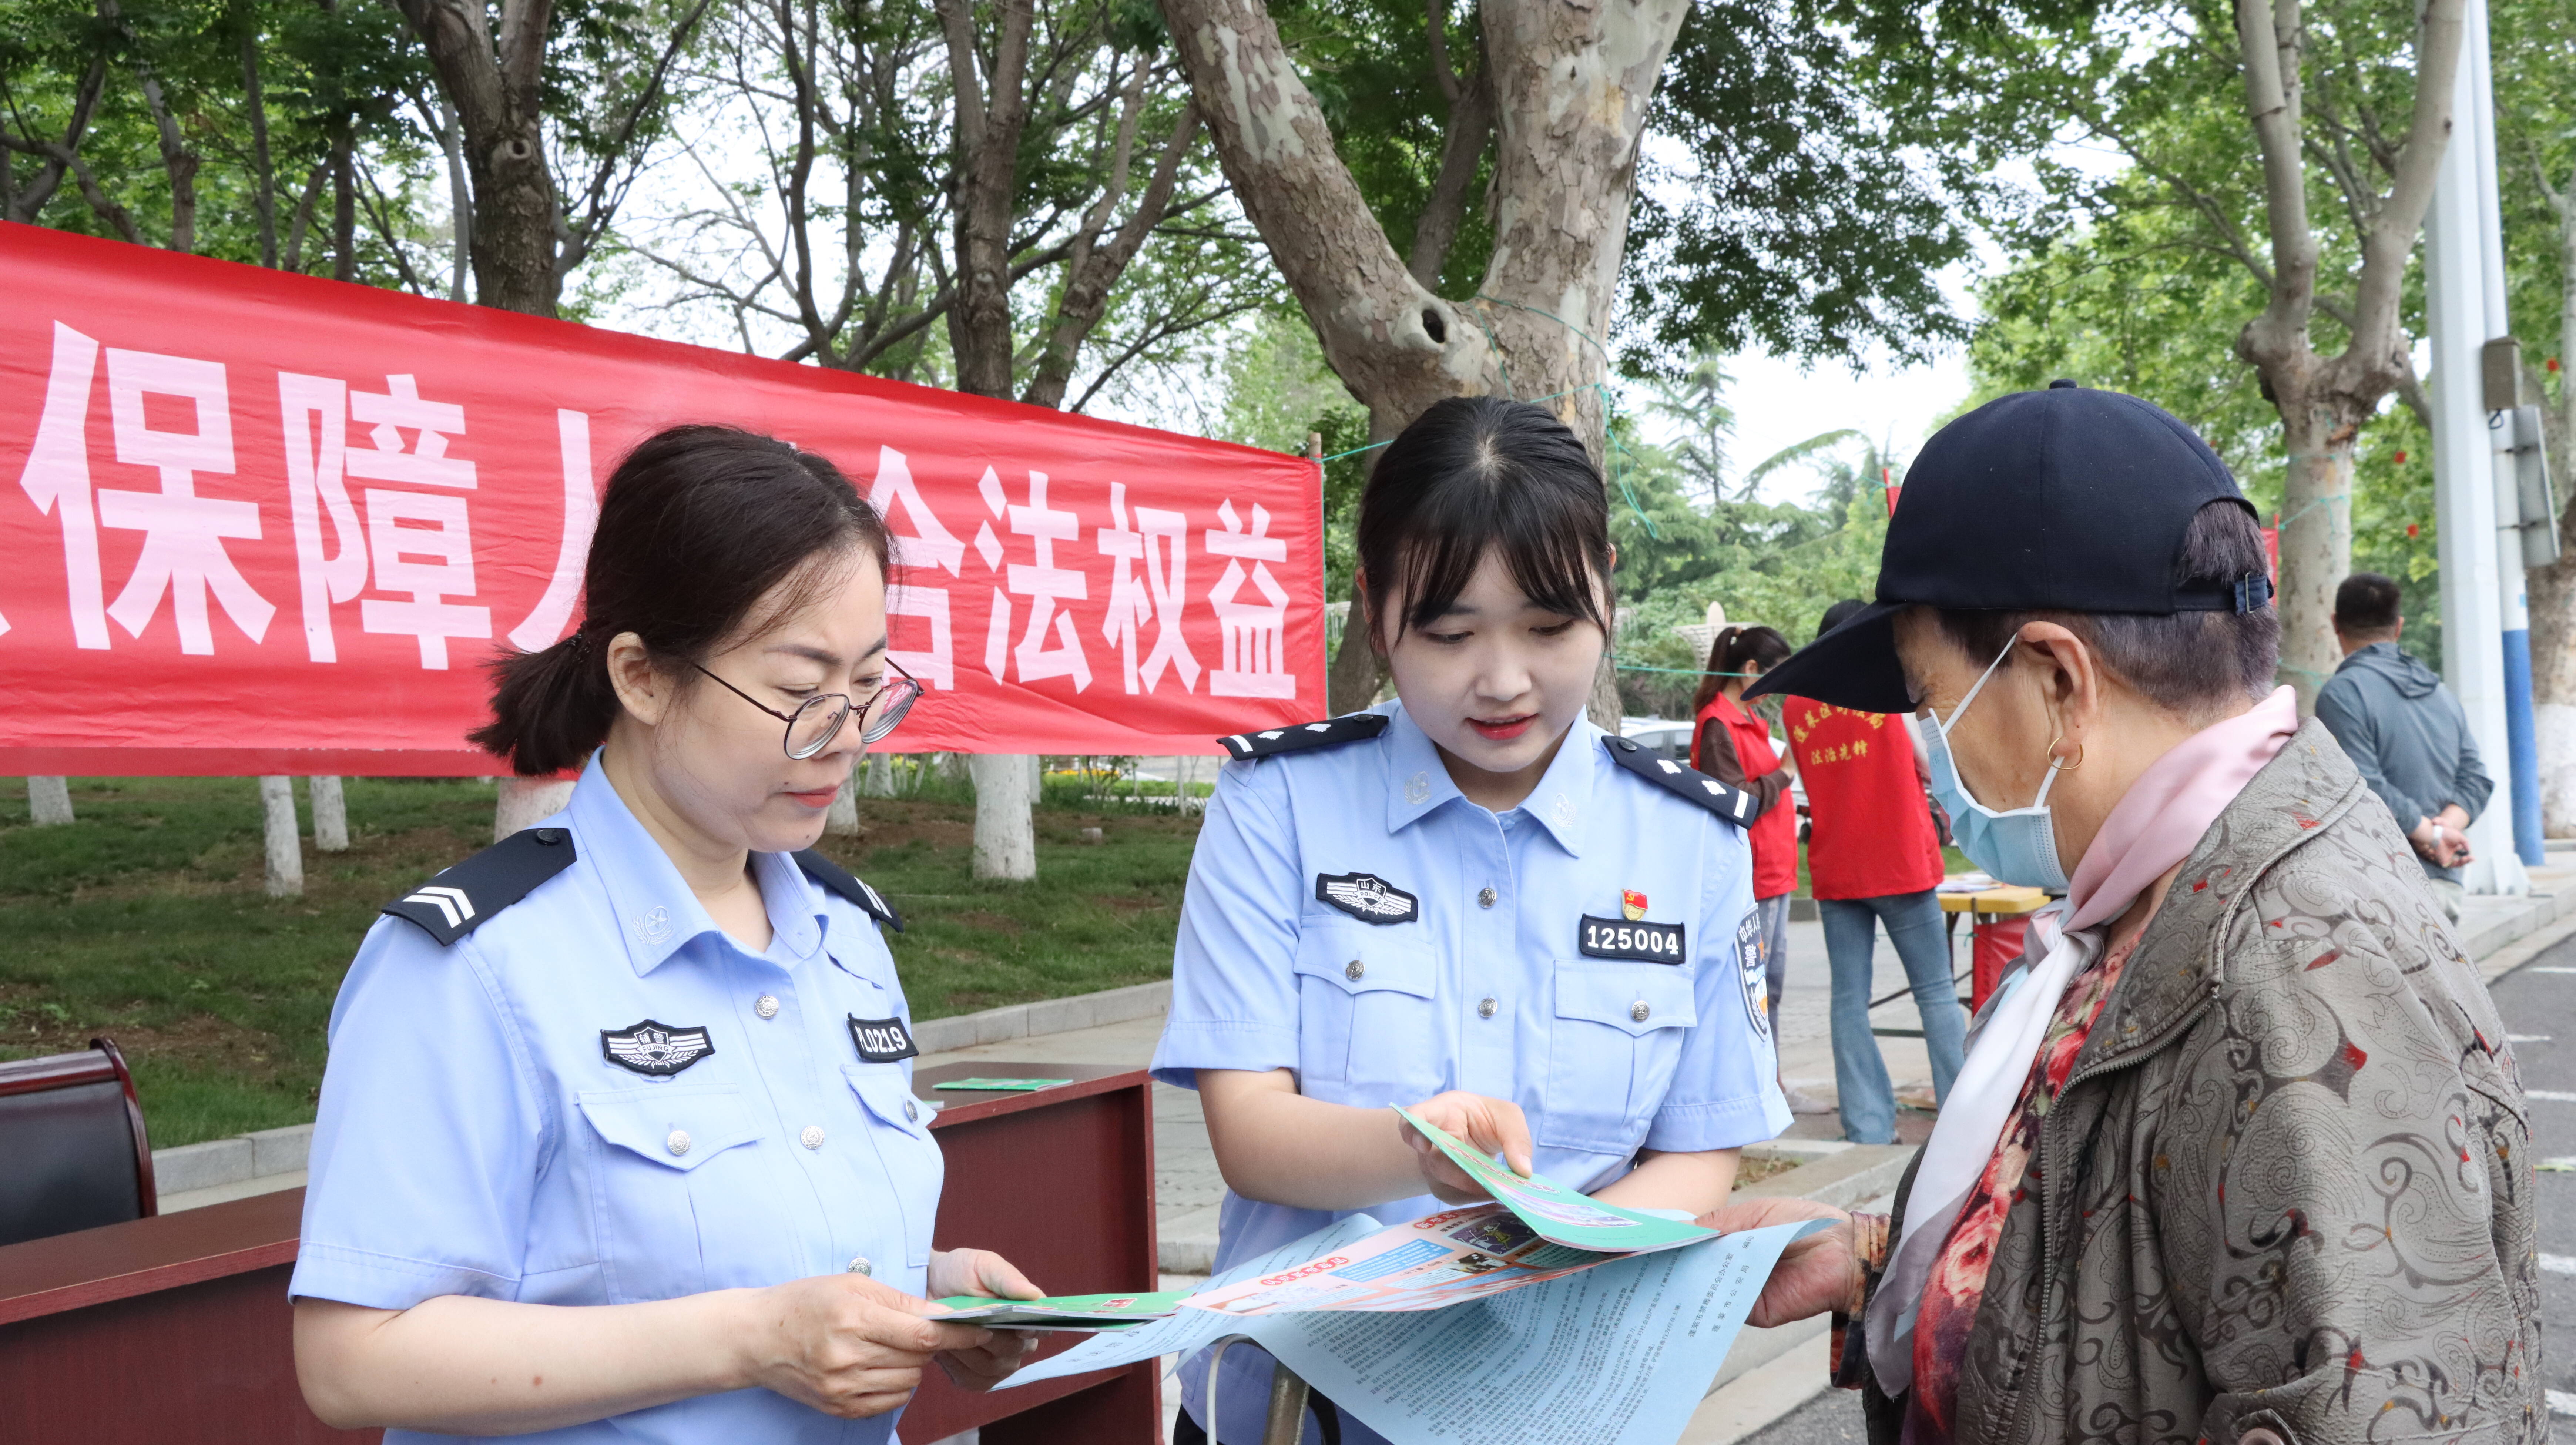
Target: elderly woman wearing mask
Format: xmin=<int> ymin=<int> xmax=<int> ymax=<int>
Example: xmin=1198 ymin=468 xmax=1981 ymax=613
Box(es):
xmin=1714 ymin=382 xmax=2538 ymax=1445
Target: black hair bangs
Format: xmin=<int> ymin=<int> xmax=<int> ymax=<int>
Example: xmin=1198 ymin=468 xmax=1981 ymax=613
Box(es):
xmin=1386 ymin=480 xmax=1611 ymax=634
xmin=1359 ymin=395 xmax=1613 ymax=645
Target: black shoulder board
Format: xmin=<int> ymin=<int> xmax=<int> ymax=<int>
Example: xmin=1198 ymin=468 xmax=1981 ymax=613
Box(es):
xmin=1217 ymin=712 xmax=1392 ymax=762
xmin=794 ymin=848 xmax=905 ymax=933
xmin=382 ymin=827 xmax=578 ymax=945
xmin=1602 ymin=735 xmax=1754 ymax=828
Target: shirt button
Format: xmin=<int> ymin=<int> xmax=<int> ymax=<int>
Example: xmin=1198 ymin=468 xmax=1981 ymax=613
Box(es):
xmin=1477 ymin=887 xmax=1497 ymax=909
xmin=847 ymin=1256 xmax=873 ymax=1276
xmin=903 ymin=1098 xmax=920 ymax=1123
xmin=665 ymin=1129 xmax=692 ymax=1157
xmin=800 ymin=1125 xmax=826 ymax=1150
xmin=1345 ymin=959 xmax=1365 ymax=982
xmin=1478 ymin=998 xmax=1498 ymax=1019
xmin=1630 ymin=1001 xmax=1651 ymax=1023
xmin=755 ymin=994 xmax=781 ymax=1019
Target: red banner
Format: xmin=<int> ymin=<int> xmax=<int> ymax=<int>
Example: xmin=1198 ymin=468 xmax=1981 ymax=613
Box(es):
xmin=0 ymin=225 xmax=1324 ymax=775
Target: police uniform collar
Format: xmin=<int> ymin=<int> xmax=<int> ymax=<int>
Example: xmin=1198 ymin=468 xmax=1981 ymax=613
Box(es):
xmin=566 ymin=755 xmax=828 ymax=975
xmin=1381 ymin=705 xmax=1599 ymax=857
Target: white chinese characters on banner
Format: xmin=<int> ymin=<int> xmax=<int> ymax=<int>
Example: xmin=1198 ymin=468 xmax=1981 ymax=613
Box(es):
xmin=1096 ymin=482 xmax=1200 ymax=695
xmin=13 ymin=322 xmax=276 ymax=656
xmin=8 ymin=321 xmax=1299 ymax=702
xmin=867 ymin=446 xmax=966 ymax=691
xmin=280 ymin=372 xmax=489 ymax=668
xmin=976 ymin=467 xmax=1091 ymax=691
xmin=1206 ymin=499 xmax=1297 ymax=699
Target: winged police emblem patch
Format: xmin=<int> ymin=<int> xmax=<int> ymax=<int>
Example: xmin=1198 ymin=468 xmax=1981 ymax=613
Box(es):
xmin=1315 ymin=872 xmax=1419 ymax=925
xmin=600 ymin=1020 xmax=715 ymax=1076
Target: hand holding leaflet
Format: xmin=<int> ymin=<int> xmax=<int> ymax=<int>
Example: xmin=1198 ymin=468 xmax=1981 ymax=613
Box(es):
xmin=994 ymin=1214 xmax=1389 ymax=1388
xmin=929 ymin=1289 xmax=1193 ymax=1330
xmin=1393 ymin=1105 xmax=1721 ymax=1254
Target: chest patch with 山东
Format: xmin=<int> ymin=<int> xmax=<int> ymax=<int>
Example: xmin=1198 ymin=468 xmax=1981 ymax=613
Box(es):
xmin=601 ymin=1020 xmax=716 ymax=1077
xmin=848 ymin=1015 xmax=920 ymax=1063
xmin=1316 ymin=872 xmax=1420 ymax=925
xmin=1578 ymin=915 xmax=1686 ymax=963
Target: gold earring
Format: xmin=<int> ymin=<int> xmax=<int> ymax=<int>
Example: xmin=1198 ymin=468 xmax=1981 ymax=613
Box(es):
xmin=2048 ymin=736 xmax=2084 ymax=771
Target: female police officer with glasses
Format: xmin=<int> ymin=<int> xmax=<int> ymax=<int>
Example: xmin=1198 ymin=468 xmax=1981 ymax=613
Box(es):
xmin=292 ymin=426 xmax=1042 ymax=1442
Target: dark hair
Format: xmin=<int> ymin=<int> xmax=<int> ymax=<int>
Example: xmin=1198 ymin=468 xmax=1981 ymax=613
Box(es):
xmin=1357 ymin=396 xmax=1612 ymax=646
xmin=2334 ymin=571 xmax=2402 ymax=635
xmin=1692 ymin=625 xmax=1792 ymax=712
xmin=470 ymin=425 xmax=892 ymax=775
xmin=1931 ymin=500 xmax=2278 ymax=717
xmin=1818 ymin=598 xmax=1868 ymax=641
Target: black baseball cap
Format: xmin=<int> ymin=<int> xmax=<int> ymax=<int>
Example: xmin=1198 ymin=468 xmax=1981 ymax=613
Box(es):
xmin=1744 ymin=381 xmax=2268 ymax=714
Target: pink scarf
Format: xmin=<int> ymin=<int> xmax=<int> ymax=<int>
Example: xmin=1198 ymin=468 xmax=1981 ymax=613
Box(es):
xmin=1866 ymin=685 xmax=2299 ymax=1396
xmin=2064 ymin=685 xmax=2301 ymax=930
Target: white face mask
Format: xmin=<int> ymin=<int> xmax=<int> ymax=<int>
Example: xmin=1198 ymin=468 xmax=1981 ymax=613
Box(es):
xmin=1919 ymin=636 xmax=2069 ymax=892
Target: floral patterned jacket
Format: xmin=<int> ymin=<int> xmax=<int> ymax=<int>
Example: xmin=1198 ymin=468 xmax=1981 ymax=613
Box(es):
xmin=1858 ymin=718 xmax=2540 ymax=1445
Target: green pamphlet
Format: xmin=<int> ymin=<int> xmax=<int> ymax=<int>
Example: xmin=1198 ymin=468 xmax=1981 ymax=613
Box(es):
xmin=930 ymin=1289 xmax=1192 ymax=1330
xmin=932 ymin=1077 xmax=1073 ymax=1092
xmin=1392 ymin=1105 xmax=1721 ymax=1254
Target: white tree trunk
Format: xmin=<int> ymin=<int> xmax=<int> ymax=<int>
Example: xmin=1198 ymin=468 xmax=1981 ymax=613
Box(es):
xmin=261 ymin=775 xmax=304 ymax=898
xmin=309 ymin=775 xmax=349 ymax=851
xmin=494 ymin=777 xmax=575 ymax=841
xmin=861 ymin=753 xmax=895 ymax=797
xmin=969 ymin=754 xmax=1037 ymax=880
xmin=2274 ymin=428 xmax=2355 ymax=713
xmin=27 ymin=776 xmax=73 ymax=826
xmin=826 ymin=774 xmax=862 ymax=835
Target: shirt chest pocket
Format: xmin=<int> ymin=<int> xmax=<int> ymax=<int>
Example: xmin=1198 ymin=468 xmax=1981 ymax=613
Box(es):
xmin=1291 ymin=922 xmax=1443 ymax=1103
xmin=1538 ymin=963 xmax=1698 ymax=1155
xmin=576 ymin=1085 xmax=766 ymax=1303
xmin=841 ymin=1064 xmax=946 ymax=1272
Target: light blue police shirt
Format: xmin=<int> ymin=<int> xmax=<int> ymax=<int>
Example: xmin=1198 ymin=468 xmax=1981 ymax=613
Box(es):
xmin=292 ymin=754 xmax=942 ymax=1445
xmin=1151 ymin=701 xmax=1791 ymax=1441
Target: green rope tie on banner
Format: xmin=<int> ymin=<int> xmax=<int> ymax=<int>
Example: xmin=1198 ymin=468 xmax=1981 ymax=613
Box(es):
xmin=1613 ymin=660 xmax=1761 ymax=678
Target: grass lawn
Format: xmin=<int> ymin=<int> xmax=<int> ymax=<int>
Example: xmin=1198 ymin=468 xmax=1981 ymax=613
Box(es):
xmin=0 ymin=775 xmax=1198 ymax=1149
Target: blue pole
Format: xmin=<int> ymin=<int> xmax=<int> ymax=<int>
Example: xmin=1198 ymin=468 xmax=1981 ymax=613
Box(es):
xmin=2503 ymin=625 xmax=2545 ymax=865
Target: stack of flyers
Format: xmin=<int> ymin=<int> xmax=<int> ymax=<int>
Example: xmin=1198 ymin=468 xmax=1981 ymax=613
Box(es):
xmin=1181 ymin=1203 xmax=1614 ymax=1315
xmin=929 ymin=1289 xmax=1192 ymax=1331
xmin=1392 ymin=1104 xmax=1720 ymax=1254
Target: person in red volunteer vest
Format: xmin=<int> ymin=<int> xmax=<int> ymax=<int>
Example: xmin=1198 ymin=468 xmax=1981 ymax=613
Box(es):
xmin=1788 ymin=598 xmax=1967 ymax=1145
xmin=1687 ymin=624 xmax=1827 ymax=1112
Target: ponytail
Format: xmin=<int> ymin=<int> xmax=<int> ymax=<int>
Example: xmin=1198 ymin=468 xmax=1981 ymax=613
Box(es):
xmin=467 ymin=627 xmax=624 ymax=778
xmin=1692 ymin=627 xmax=1742 ymax=714
xmin=467 ymin=424 xmax=891 ymax=777
xmin=1692 ymin=623 xmax=1793 ymax=714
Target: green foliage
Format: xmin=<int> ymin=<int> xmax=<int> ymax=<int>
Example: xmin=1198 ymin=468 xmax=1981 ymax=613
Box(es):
xmin=1270 ymin=0 xmax=1495 ymax=298
xmin=1213 ymin=308 xmax=1369 ymax=601
xmin=1959 ymin=0 xmax=2466 ymax=671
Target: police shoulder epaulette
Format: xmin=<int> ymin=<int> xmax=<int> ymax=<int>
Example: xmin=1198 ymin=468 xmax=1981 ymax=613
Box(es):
xmin=1217 ymin=712 xmax=1392 ymax=761
xmin=383 ymin=826 xmax=578 ymax=945
xmin=1602 ymin=735 xmax=1754 ymax=828
xmin=794 ymin=848 xmax=905 ymax=933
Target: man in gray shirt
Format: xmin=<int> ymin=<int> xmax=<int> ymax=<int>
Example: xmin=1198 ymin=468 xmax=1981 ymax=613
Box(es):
xmin=2314 ymin=571 xmax=2493 ymax=920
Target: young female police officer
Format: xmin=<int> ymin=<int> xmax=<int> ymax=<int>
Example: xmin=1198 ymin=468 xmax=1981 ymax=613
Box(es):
xmin=1154 ymin=398 xmax=1792 ymax=1443
xmin=291 ymin=427 xmax=1039 ymax=1441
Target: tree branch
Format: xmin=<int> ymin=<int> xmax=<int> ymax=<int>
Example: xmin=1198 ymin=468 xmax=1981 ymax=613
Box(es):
xmin=1406 ymin=18 xmax=1492 ymax=290
xmin=2344 ymin=0 xmax=2462 ymax=375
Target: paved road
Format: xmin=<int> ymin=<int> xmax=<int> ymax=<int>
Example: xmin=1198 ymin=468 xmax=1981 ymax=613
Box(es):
xmin=1743 ymin=926 xmax=2576 ymax=1443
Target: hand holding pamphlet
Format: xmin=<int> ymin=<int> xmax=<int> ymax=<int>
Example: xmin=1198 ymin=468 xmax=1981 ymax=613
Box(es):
xmin=1391 ymin=1104 xmax=1721 ymax=1254
xmin=929 ymin=1288 xmax=1192 ymax=1330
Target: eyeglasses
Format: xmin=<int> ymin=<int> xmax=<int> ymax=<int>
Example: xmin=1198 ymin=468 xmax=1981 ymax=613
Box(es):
xmin=692 ymin=657 xmax=922 ymax=759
